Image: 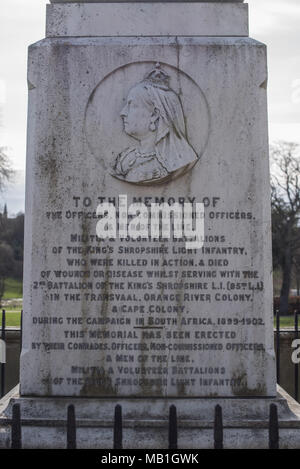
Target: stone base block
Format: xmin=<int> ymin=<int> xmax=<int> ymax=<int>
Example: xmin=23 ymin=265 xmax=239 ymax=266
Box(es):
xmin=1 ymin=385 xmax=300 ymax=448
xmin=46 ymin=3 xmax=249 ymax=37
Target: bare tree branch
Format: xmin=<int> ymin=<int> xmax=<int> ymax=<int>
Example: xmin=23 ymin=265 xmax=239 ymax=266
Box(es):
xmin=270 ymin=141 xmax=300 ymax=313
xmin=0 ymin=147 xmax=14 ymax=191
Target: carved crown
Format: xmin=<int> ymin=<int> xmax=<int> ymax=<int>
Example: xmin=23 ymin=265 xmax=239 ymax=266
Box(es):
xmin=142 ymin=63 xmax=170 ymax=90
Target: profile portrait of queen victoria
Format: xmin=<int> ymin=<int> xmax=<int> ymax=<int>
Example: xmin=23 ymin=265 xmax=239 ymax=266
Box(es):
xmin=111 ymin=63 xmax=199 ymax=185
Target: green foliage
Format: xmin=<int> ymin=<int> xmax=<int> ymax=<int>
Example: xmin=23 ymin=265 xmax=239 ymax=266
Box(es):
xmin=0 ymin=212 xmax=24 ymax=296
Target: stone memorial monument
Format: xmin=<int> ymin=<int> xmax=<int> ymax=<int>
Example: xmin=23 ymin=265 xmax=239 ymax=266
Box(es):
xmin=1 ymin=0 xmax=300 ymax=448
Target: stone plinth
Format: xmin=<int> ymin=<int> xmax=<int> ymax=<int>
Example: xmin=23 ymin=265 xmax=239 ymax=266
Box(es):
xmin=20 ymin=30 xmax=276 ymax=398
xmin=46 ymin=3 xmax=249 ymax=37
xmin=1 ymin=385 xmax=300 ymax=449
xmin=50 ymin=1 xmax=245 ymax=3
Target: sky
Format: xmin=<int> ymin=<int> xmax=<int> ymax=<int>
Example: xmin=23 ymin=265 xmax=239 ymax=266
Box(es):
xmin=0 ymin=0 xmax=300 ymax=215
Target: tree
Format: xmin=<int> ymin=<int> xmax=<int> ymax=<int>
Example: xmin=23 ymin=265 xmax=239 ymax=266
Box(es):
xmin=0 ymin=147 xmax=16 ymax=302
xmin=292 ymin=248 xmax=300 ymax=297
xmin=0 ymin=212 xmax=24 ymax=283
xmin=271 ymin=141 xmax=300 ymax=314
xmin=0 ymin=147 xmax=14 ymax=191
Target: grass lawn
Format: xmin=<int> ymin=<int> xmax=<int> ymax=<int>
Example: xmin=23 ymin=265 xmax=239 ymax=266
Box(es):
xmin=3 ymin=278 xmax=23 ymax=300
xmin=273 ymin=315 xmax=298 ymax=329
xmin=0 ymin=278 xmax=23 ymax=327
xmin=3 ymin=312 xmax=21 ymax=327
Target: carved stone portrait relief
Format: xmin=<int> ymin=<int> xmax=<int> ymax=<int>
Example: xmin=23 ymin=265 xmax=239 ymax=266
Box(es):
xmin=85 ymin=62 xmax=210 ymax=185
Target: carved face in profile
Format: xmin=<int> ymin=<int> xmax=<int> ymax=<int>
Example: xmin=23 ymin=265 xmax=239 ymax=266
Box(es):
xmin=112 ymin=65 xmax=200 ymax=185
xmin=120 ymin=84 xmax=159 ymax=140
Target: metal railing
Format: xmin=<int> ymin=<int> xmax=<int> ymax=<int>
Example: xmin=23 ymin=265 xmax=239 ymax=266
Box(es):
xmin=275 ymin=307 xmax=300 ymax=402
xmin=0 ymin=307 xmax=287 ymax=449
xmin=1 ymin=309 xmax=5 ymax=398
xmin=0 ymin=306 xmax=297 ymax=448
xmin=9 ymin=402 xmax=279 ymax=450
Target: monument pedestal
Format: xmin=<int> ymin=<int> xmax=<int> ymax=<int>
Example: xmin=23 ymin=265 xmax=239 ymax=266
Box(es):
xmin=1 ymin=385 xmax=300 ymax=448
xmin=22 ymin=14 xmax=276 ymax=400
xmin=2 ymin=0 xmax=300 ymax=449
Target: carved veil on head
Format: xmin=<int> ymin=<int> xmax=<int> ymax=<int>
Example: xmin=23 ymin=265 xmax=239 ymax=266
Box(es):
xmin=113 ymin=63 xmax=198 ymax=184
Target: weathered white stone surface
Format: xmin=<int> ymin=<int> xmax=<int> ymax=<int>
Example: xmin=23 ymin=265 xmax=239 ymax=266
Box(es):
xmin=50 ymin=1 xmax=245 ymax=3
xmin=20 ymin=32 xmax=275 ymax=398
xmin=46 ymin=3 xmax=249 ymax=37
xmin=1 ymin=385 xmax=300 ymax=449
